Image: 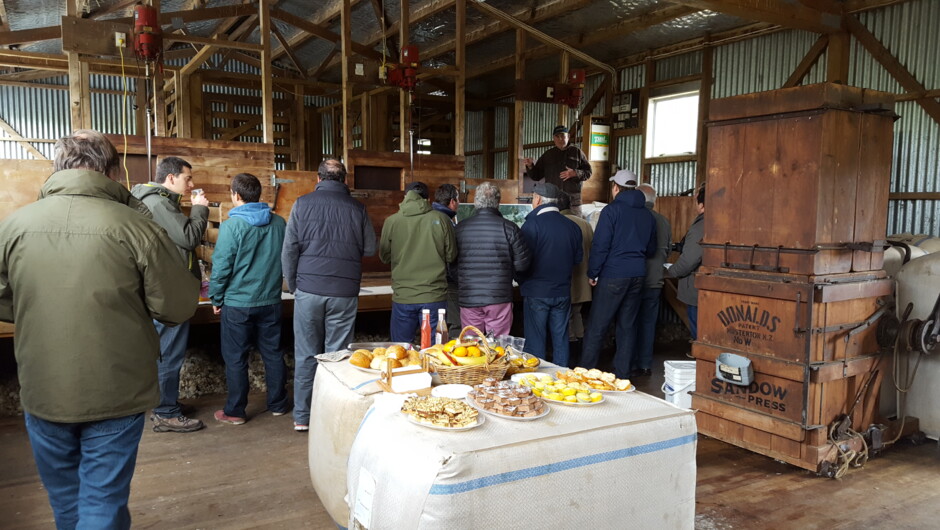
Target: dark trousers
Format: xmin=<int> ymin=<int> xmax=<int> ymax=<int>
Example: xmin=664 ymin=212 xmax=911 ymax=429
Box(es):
xmin=687 ymin=305 xmax=698 ymax=340
xmin=390 ymin=301 xmax=448 ymax=344
xmin=220 ymin=304 xmax=289 ymax=418
xmin=633 ymin=287 xmax=662 ymax=371
xmin=523 ymin=296 xmax=572 ymax=367
xmin=581 ymin=276 xmax=644 ymax=379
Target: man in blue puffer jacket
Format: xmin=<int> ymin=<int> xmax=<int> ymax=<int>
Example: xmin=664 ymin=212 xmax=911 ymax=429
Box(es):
xmin=210 ymin=173 xmax=289 ymax=426
xmin=581 ymin=169 xmax=657 ymax=379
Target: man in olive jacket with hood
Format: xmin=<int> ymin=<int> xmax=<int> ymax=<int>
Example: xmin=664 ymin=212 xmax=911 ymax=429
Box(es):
xmin=0 ymin=130 xmax=197 ymax=529
xmin=131 ymin=156 xmax=209 ymax=433
xmin=380 ymin=181 xmax=457 ymax=342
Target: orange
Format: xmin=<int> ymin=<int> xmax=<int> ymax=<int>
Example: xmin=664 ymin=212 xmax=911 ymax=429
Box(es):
xmin=453 ymin=346 xmax=468 ymax=357
xmin=467 ymin=345 xmax=482 ymax=358
xmin=494 ymin=346 xmax=505 ymax=356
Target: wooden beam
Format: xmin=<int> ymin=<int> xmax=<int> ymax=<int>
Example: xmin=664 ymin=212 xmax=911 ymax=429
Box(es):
xmin=467 ymin=5 xmax=695 ymax=79
xmin=311 ymin=47 xmax=338 ymax=78
xmin=454 ymin=0 xmax=466 ymax=157
xmin=218 ymin=115 xmax=262 ymax=141
xmin=844 ymin=14 xmax=940 ymax=126
xmin=270 ymin=23 xmax=305 ymax=76
xmin=0 ymin=114 xmax=47 ymax=159
xmin=0 ymin=26 xmax=61 ymax=47
xmin=88 ymin=0 xmax=137 ymax=20
xmin=894 ymin=89 xmax=940 ymax=102
xmin=511 ymin=29 xmax=524 ymax=185
xmin=260 ymin=0 xmax=275 ymax=144
xmin=342 ymin=0 xmax=354 ymax=162
xmin=0 ymin=0 xmax=9 ymax=33
xmin=784 ymin=34 xmax=828 ymax=88
xmin=269 ymin=0 xmax=364 ymax=62
xmin=558 ymin=51 xmax=569 ymax=125
xmin=665 ymin=0 xmax=841 ymax=33
xmin=179 ymin=14 xmax=258 ymax=76
xmin=165 ymin=34 xmax=263 ymax=52
xmin=398 ymin=0 xmax=410 ymax=153
xmin=271 ymin=7 xmax=382 ymax=61
xmin=0 ymin=70 xmax=65 ymax=82
xmin=695 ymin=43 xmax=712 ymax=187
xmin=827 ymin=31 xmax=850 ymax=84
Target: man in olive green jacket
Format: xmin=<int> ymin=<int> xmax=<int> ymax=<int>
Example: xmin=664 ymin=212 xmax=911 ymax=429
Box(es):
xmin=131 ymin=156 xmax=209 ymax=433
xmin=379 ymin=182 xmax=457 ymax=342
xmin=0 ymin=130 xmax=197 ymax=529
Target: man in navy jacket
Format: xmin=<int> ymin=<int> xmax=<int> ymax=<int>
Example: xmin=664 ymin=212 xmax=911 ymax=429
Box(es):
xmin=519 ymin=183 xmax=582 ymax=367
xmin=581 ymin=169 xmax=657 ymax=379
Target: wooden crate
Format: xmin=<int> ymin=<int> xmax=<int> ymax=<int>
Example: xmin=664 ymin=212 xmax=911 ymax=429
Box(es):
xmin=704 ymin=83 xmax=895 ymax=276
xmin=693 ymin=343 xmax=884 ymax=428
xmin=695 ymin=268 xmax=892 ymax=364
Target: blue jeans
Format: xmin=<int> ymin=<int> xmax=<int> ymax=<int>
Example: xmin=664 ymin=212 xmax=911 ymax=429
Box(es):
xmin=293 ymin=290 xmax=358 ymax=425
xmin=389 ymin=300 xmax=447 ymax=343
xmin=220 ymin=304 xmax=288 ymax=419
xmin=25 ymin=412 xmax=145 ymax=530
xmin=633 ymin=287 xmax=662 ymax=371
xmin=523 ymin=296 xmax=572 ymax=367
xmin=687 ymin=305 xmax=698 ymax=340
xmin=153 ymin=320 xmax=191 ymax=418
xmin=581 ymin=276 xmax=644 ymax=378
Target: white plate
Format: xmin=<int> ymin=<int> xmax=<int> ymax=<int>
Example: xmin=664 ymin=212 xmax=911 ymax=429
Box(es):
xmin=406 ymin=412 xmax=484 ymax=431
xmin=510 ymin=373 xmax=550 ymax=384
xmin=350 ymin=364 xmax=381 ymax=374
xmin=541 ymin=394 xmax=606 ymax=406
xmin=432 ymin=384 xmax=473 ymax=399
xmin=466 ymin=395 xmax=551 ymax=421
xmin=599 ymin=386 xmax=636 ymax=394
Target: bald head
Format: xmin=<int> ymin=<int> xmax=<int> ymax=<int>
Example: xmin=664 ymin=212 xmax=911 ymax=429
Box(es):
xmin=318 ymin=158 xmax=347 ymax=182
xmin=637 ymin=184 xmax=657 ymax=205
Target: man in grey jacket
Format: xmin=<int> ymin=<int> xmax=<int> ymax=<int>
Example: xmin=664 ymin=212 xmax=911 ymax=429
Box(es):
xmin=132 ymin=156 xmax=209 ymax=433
xmin=282 ymin=158 xmax=376 ymax=432
xmin=668 ymin=186 xmax=705 ymax=339
xmin=632 ymin=184 xmax=671 ymax=377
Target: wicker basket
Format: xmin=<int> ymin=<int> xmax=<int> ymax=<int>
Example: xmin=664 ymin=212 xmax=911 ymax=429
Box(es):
xmin=430 ymin=326 xmax=510 ymax=385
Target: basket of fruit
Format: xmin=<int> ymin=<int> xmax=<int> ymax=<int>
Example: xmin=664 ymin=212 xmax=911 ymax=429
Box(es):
xmin=423 ymin=326 xmax=509 ymax=385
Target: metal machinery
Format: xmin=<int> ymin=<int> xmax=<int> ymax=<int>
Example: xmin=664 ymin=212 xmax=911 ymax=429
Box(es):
xmin=132 ymin=4 xmax=163 ymax=181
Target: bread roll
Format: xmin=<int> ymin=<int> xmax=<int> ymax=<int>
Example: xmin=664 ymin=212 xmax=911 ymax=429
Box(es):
xmin=386 ymin=344 xmax=408 ymax=360
xmin=353 ymin=349 xmax=374 ymax=360
xmin=349 ymin=352 xmax=372 ymax=368
xmin=370 ymin=356 xmax=384 ymax=370
xmin=380 ymin=358 xmax=402 ymax=371
xmin=372 ymin=347 xmax=387 ymax=357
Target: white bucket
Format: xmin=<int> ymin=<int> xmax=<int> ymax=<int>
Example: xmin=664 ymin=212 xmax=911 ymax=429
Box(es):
xmin=662 ymin=360 xmax=696 ymax=409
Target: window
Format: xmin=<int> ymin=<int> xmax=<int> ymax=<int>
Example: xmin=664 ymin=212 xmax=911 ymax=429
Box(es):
xmin=417 ymin=138 xmax=431 ymax=155
xmin=645 ymin=91 xmax=699 ymax=158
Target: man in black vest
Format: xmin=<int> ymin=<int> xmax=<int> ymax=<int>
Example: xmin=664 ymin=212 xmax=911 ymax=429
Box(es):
xmin=282 ymin=158 xmax=376 ymax=432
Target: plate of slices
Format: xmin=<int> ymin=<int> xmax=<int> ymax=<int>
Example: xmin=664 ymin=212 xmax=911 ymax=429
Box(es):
xmin=598 ymin=385 xmax=636 ymax=394
xmin=540 ymin=392 xmax=605 ymax=406
xmin=466 ymin=394 xmax=551 ymax=421
xmin=406 ymin=413 xmax=484 ymax=431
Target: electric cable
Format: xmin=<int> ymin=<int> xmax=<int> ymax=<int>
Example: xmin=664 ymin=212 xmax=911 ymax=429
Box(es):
xmin=119 ymin=41 xmax=130 ymax=190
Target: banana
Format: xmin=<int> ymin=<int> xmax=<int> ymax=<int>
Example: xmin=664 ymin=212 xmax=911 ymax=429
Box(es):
xmin=455 ymin=355 xmax=487 ymax=366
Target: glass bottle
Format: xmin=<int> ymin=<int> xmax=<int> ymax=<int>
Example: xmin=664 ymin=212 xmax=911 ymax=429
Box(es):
xmin=420 ymin=309 xmax=432 ymax=350
xmin=435 ymin=308 xmax=448 ymax=346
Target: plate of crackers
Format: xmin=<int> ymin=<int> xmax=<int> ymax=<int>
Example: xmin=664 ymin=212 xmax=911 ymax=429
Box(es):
xmin=401 ymin=396 xmax=483 ymax=431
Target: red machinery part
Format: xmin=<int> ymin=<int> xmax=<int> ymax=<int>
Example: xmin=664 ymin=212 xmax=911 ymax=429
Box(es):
xmin=134 ymin=5 xmax=162 ymax=62
xmin=389 ymin=45 xmax=419 ymax=91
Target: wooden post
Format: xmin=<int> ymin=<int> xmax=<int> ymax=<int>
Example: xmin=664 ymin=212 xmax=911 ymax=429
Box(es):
xmin=135 ymin=78 xmax=147 ymax=136
xmin=696 ymin=44 xmax=713 ymax=187
xmin=259 ymin=0 xmax=275 ymax=144
xmin=827 ymin=31 xmax=850 ymax=85
xmin=360 ymin=93 xmax=370 ymax=150
xmin=341 ymin=0 xmax=353 ymax=163
xmin=189 ymin=71 xmax=204 ymax=139
xmin=152 ymin=70 xmax=167 ymax=137
xmin=175 ymin=73 xmax=192 ymax=138
xmin=292 ymin=87 xmax=306 ymax=170
xmin=511 ymin=28 xmax=525 ymax=188
xmin=454 ymin=0 xmax=466 ymax=156
xmin=483 ymin=108 xmax=494 ymax=179
xmin=399 ymin=0 xmax=410 ymax=153
xmin=640 ymin=59 xmax=655 ymax=183
xmin=66 ymin=0 xmax=90 ymax=131
xmin=558 ymin=51 xmax=569 ymax=126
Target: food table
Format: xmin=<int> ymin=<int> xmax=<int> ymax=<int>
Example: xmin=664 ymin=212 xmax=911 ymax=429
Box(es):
xmin=308 ymin=355 xmax=697 ymax=528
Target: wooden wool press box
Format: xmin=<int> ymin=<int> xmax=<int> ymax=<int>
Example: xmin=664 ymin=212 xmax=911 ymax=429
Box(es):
xmin=703 ymin=83 xmax=896 ymax=276
xmin=690 ymin=268 xmax=893 ymax=472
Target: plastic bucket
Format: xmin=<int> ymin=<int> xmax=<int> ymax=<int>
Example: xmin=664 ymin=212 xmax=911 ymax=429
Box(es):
xmin=663 ymin=360 xmax=696 ymax=409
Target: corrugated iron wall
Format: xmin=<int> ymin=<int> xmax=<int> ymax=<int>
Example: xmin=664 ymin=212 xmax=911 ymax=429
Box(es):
xmin=853 ymin=1 xmax=940 ymax=236
xmin=616 ymin=134 xmax=643 ymax=176
xmin=0 ymin=84 xmax=69 ymax=159
xmin=651 ymin=161 xmax=697 ymax=196
xmin=656 ymin=51 xmax=702 ymax=82
xmin=712 ymin=30 xmax=827 ymax=98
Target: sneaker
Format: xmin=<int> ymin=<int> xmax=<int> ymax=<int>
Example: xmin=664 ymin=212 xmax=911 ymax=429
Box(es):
xmin=294 ymin=423 xmax=309 ymax=432
xmin=152 ymin=414 xmax=205 ymax=433
xmin=214 ymin=410 xmax=246 ymax=425
xmin=271 ymin=410 xmax=288 ymax=417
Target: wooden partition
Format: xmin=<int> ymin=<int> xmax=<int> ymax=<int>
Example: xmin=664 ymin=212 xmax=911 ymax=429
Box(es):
xmin=0 ymin=159 xmax=54 ymax=221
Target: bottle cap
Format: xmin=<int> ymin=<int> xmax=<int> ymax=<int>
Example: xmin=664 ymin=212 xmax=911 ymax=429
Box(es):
xmin=422 ymin=308 xmax=430 ymax=313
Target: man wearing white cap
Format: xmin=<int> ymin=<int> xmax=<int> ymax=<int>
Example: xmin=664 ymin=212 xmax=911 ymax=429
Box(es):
xmin=523 ymin=125 xmax=592 ymax=216
xmin=580 ymin=169 xmax=657 ymax=379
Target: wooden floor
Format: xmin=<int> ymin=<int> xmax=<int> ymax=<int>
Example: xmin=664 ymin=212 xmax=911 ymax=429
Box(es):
xmin=2 ymin=359 xmax=939 ymax=529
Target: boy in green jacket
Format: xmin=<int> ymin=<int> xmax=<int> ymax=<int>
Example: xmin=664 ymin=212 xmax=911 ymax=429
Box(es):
xmin=210 ymin=173 xmax=289 ymax=424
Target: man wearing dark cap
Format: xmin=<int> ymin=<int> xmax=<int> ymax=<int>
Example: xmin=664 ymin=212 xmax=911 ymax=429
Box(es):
xmin=581 ymin=169 xmax=657 ymax=379
xmin=380 ymin=181 xmax=457 ymax=342
xmin=518 ymin=182 xmax=583 ymax=367
xmin=523 ymin=125 xmax=592 ymax=216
